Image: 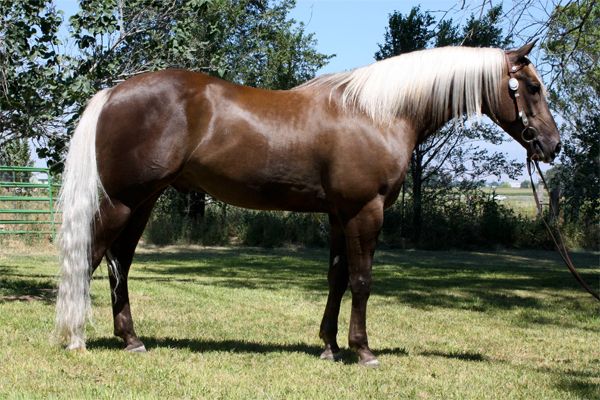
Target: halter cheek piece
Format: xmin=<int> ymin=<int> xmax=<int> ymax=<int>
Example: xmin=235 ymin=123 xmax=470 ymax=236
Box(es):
xmin=506 ymin=61 xmax=539 ymax=145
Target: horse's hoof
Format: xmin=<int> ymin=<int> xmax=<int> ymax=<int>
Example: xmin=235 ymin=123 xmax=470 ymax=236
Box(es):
xmin=125 ymin=343 xmax=147 ymax=353
xmin=359 ymin=358 xmax=380 ymax=368
xmin=320 ymin=348 xmax=341 ymax=361
xmin=65 ymin=337 xmax=86 ymax=351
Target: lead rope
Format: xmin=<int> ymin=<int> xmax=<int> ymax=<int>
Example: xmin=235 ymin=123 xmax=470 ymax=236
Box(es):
xmin=527 ymin=159 xmax=600 ymax=301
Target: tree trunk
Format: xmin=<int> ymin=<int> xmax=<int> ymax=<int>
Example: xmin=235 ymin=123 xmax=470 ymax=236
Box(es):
xmin=411 ymin=148 xmax=424 ymax=244
xmin=550 ymin=187 xmax=560 ymax=222
xmin=187 ymin=192 xmax=206 ymax=221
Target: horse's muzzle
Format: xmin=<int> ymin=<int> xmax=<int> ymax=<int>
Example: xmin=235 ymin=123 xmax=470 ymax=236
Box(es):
xmin=531 ymin=139 xmax=561 ymax=163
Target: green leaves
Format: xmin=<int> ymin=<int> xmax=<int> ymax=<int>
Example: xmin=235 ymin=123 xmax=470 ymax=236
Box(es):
xmin=205 ymin=0 xmax=331 ymax=89
xmin=0 ymin=0 xmax=64 ymax=159
xmin=375 ymin=6 xmax=435 ymax=60
xmin=544 ymin=0 xmax=598 ymax=120
xmin=1 ymin=0 xmax=330 ymax=170
xmin=461 ymin=5 xmax=512 ymax=48
xmin=542 ymin=1 xmax=599 ymax=239
xmin=375 ymin=5 xmax=512 ymax=61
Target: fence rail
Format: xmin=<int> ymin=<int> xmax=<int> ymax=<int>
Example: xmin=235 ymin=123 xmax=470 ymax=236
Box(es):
xmin=0 ymin=166 xmax=60 ymax=238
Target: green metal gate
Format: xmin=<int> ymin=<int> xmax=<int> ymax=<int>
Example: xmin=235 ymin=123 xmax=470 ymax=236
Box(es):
xmin=0 ymin=166 xmax=60 ymax=238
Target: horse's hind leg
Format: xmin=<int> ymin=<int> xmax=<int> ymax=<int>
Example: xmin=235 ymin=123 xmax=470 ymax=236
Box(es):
xmin=87 ymin=192 xmax=157 ymax=351
xmin=105 ymin=195 xmax=159 ymax=352
xmin=90 ymin=199 xmax=133 ymax=271
xmin=319 ymin=215 xmax=349 ymax=361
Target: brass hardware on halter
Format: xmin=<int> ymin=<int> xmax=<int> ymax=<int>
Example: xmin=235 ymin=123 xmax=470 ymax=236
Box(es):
xmin=521 ymin=126 xmax=538 ymax=143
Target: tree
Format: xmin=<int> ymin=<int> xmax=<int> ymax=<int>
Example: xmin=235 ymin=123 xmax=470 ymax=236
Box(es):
xmin=0 ymin=0 xmax=63 ymax=150
xmin=375 ymin=6 xmax=521 ymax=244
xmin=0 ymin=138 xmax=33 ymax=181
xmin=0 ymin=139 xmax=32 ymax=166
xmin=50 ymin=0 xmax=330 ymax=219
xmin=549 ymin=114 xmax=599 ymax=220
xmin=542 ymin=1 xmax=599 ymax=246
xmin=375 ymin=6 xmax=434 ymax=59
xmin=210 ymin=0 xmax=331 ymax=89
xmin=544 ymin=0 xmax=598 ymax=122
xmin=36 ymin=0 xmax=330 ymax=170
xmin=460 ymin=5 xmax=512 ymax=48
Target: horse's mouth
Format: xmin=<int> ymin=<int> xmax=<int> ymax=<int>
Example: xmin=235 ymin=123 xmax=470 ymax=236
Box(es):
xmin=530 ymin=140 xmax=555 ymax=163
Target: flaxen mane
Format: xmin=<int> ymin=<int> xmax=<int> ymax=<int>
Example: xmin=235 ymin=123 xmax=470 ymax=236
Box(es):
xmin=296 ymin=46 xmax=507 ymax=126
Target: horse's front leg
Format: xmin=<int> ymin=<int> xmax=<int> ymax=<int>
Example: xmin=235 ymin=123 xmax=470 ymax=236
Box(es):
xmin=342 ymin=198 xmax=383 ymax=367
xmin=319 ymin=215 xmax=349 ymax=361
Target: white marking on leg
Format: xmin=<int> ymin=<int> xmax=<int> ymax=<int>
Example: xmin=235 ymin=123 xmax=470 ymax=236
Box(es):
xmin=106 ymin=249 xmax=120 ymax=301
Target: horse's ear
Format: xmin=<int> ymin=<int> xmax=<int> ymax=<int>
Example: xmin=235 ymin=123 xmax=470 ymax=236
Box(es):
xmin=506 ymin=39 xmax=538 ymax=64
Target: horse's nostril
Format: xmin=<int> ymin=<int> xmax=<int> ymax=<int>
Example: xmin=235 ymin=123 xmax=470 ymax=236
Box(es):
xmin=555 ymin=142 xmax=562 ymax=155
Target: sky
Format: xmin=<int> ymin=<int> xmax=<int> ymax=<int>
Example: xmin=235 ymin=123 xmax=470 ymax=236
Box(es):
xmin=290 ymin=0 xmax=465 ymax=74
xmin=50 ymin=0 xmax=545 ymax=183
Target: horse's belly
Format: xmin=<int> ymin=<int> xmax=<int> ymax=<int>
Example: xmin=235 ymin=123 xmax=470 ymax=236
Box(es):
xmin=173 ymin=162 xmax=329 ymax=212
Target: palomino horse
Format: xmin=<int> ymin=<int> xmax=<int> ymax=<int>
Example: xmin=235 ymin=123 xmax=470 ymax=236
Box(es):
xmin=55 ymin=42 xmax=560 ymax=366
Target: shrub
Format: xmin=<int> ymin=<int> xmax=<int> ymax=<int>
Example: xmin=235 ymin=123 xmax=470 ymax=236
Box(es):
xmin=143 ymin=188 xmax=596 ymax=251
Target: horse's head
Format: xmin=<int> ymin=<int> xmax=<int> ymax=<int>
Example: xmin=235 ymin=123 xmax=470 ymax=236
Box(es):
xmin=491 ymin=41 xmax=561 ymax=163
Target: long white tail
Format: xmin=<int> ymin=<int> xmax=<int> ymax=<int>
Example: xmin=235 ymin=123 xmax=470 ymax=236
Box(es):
xmin=55 ymin=89 xmax=111 ymax=349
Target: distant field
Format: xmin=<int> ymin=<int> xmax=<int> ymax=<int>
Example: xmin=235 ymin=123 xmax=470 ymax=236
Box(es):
xmin=0 ymin=245 xmax=598 ymax=399
xmin=483 ymin=187 xmax=539 ymax=217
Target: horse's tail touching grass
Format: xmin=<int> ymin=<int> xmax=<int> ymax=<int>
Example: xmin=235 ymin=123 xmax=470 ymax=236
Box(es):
xmin=55 ymin=89 xmax=112 ymax=350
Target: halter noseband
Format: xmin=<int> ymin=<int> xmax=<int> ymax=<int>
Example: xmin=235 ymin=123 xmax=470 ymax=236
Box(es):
xmin=506 ymin=58 xmax=539 ymax=145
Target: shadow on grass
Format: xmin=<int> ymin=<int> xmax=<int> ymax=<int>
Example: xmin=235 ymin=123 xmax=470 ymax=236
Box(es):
xmin=555 ymin=375 xmax=600 ymax=398
xmin=535 ymin=364 xmax=600 ymax=398
xmin=3 ymin=246 xmax=595 ymax=324
xmin=419 ymin=350 xmax=489 ymax=362
xmin=88 ymin=335 xmax=493 ymax=365
xmin=0 ymin=275 xmax=56 ymax=304
xmin=130 ymin=247 xmax=599 ymax=317
xmin=87 ymin=336 xmax=409 ymax=364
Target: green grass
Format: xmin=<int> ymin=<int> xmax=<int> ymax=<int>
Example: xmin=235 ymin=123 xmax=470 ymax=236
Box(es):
xmin=0 ymin=244 xmax=599 ymax=399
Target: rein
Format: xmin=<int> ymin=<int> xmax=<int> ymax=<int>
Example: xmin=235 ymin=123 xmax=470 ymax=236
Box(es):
xmin=527 ymin=159 xmax=600 ymax=301
xmin=506 ymin=56 xmax=599 ymax=301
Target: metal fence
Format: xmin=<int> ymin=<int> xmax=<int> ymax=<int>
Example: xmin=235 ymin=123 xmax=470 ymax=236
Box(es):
xmin=0 ymin=166 xmax=60 ymax=238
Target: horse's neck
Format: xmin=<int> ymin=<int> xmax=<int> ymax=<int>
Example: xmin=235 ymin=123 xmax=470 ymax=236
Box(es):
xmin=409 ymin=109 xmax=459 ymax=146
xmin=409 ymin=85 xmax=491 ymax=145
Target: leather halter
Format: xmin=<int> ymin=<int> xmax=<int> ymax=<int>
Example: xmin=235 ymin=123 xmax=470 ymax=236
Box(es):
xmin=506 ymin=57 xmax=539 ymax=146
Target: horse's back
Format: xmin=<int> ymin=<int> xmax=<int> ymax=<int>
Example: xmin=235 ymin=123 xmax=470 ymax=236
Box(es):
xmin=93 ymin=70 xmax=325 ymax=209
xmin=93 ymin=69 xmax=408 ymax=213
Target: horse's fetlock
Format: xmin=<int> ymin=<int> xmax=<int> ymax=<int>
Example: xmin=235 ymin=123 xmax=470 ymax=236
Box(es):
xmin=348 ymin=334 xmax=368 ymax=350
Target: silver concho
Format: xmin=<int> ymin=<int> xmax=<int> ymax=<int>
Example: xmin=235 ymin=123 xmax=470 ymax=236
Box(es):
xmin=508 ymin=78 xmax=519 ymax=91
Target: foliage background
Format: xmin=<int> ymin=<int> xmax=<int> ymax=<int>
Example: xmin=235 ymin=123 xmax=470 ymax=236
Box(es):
xmin=0 ymin=0 xmax=598 ymax=250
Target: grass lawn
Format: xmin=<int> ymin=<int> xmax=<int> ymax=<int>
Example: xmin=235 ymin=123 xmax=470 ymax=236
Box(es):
xmin=0 ymin=244 xmax=598 ymax=399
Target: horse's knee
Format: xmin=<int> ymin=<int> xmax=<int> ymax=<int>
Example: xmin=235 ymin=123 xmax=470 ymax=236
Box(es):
xmin=349 ymin=274 xmax=371 ymax=297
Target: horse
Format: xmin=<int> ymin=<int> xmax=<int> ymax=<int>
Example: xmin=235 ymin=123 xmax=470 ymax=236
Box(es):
xmin=55 ymin=41 xmax=561 ymax=367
